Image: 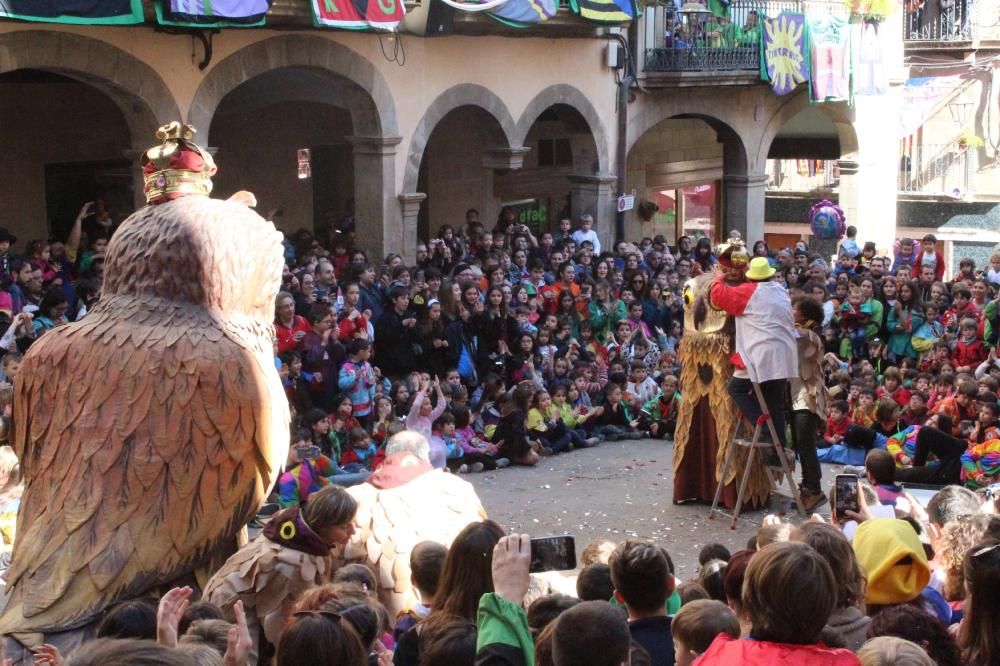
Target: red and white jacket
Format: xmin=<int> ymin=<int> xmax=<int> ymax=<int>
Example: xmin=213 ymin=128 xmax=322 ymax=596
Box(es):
xmin=709 ymin=277 xmax=798 ymax=383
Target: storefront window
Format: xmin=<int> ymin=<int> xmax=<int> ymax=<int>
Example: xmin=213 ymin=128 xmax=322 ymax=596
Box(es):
xmin=648 ymin=182 xmax=720 ymax=243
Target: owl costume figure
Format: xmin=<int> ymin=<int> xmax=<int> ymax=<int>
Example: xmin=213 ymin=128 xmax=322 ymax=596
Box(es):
xmin=672 ymin=241 xmax=769 ymax=508
xmin=0 ymin=124 xmax=289 ymax=660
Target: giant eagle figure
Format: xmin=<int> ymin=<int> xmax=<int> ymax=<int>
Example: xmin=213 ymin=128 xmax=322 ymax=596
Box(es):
xmin=0 ymin=124 xmax=289 ymax=658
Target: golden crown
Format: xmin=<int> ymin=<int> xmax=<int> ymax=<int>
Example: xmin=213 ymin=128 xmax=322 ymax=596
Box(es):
xmin=141 ymin=122 xmax=217 ymax=204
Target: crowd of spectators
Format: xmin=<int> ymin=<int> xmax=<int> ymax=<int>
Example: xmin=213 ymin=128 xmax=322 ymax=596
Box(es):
xmin=1 ymin=202 xmax=1000 ymax=665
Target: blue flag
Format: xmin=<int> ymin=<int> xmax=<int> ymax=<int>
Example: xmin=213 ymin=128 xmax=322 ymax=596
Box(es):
xmin=0 ymin=0 xmax=143 ymax=24
xmin=157 ymin=0 xmax=271 ymax=26
xmin=487 ymin=0 xmax=556 ymax=27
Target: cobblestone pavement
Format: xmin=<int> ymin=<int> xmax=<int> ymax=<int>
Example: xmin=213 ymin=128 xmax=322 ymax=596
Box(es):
xmin=469 ymin=438 xmax=815 ymax=577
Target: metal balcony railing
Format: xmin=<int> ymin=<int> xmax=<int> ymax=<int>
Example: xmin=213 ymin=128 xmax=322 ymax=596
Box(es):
xmin=902 ymin=0 xmax=976 ymax=40
xmin=898 ymin=142 xmax=971 ymax=195
xmin=642 ymin=0 xmax=846 ymax=72
xmin=767 ymin=159 xmax=840 ymax=191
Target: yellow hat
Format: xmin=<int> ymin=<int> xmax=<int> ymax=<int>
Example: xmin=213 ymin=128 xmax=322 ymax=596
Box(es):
xmin=745 ymin=257 xmax=776 ymax=281
xmin=853 ymin=518 xmax=930 ymax=606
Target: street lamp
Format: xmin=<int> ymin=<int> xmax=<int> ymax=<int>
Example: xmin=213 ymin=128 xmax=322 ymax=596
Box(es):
xmin=947 ymin=100 xmax=973 ymax=126
xmin=677 ymin=1 xmax=710 ymax=45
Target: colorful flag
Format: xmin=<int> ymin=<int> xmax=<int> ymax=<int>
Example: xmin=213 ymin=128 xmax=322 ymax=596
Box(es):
xmin=760 ymin=12 xmax=810 ymax=96
xmin=0 ymin=0 xmax=143 ymax=24
xmin=808 ymin=13 xmax=850 ymax=102
xmin=487 ymin=0 xmax=556 ymax=27
xmin=311 ymin=0 xmax=404 ymax=29
xmin=157 ymin=0 xmax=271 ymax=26
xmin=852 ymin=19 xmax=888 ymax=96
xmin=569 ymin=0 xmax=638 ymax=25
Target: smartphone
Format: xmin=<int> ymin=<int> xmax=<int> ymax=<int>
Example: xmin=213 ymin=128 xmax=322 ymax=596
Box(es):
xmin=314 ymin=287 xmax=329 ymax=300
xmin=530 ymin=536 xmax=576 ymax=573
xmin=834 ymin=474 xmax=860 ymax=516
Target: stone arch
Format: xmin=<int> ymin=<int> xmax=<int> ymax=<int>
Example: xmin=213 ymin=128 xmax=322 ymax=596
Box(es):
xmin=756 ymin=90 xmax=858 ymax=167
xmin=515 ymin=84 xmax=611 ymax=174
xmin=0 ymin=30 xmax=180 ymax=146
xmin=402 ymin=83 xmax=518 ymax=194
xmin=628 ymin=108 xmax=750 ymax=177
xmin=188 ymin=35 xmax=398 ymax=144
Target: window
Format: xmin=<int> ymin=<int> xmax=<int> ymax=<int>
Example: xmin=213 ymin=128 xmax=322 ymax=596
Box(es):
xmin=537 ymin=138 xmax=573 ymax=167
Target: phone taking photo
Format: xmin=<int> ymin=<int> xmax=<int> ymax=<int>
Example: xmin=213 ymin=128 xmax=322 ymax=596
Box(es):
xmin=530 ymin=536 xmax=576 ymax=573
xmin=834 ymin=474 xmax=860 ymax=516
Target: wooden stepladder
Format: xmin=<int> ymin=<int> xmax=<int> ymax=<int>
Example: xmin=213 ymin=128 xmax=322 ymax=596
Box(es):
xmin=708 ymin=379 xmax=806 ymax=528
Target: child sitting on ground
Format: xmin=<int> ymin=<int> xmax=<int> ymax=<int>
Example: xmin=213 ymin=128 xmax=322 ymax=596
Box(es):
xmin=627 ymin=360 xmax=659 ymax=410
xmin=339 ymin=427 xmax=378 ymax=471
xmin=671 ymin=599 xmax=740 ymax=666
xmin=549 ymin=385 xmax=601 ymax=447
xmin=432 ymin=412 xmax=477 ymax=473
xmin=641 ymin=374 xmax=681 ymax=439
xmin=824 ymin=400 xmax=852 ymax=446
xmin=865 ymin=449 xmax=904 ymax=507
xmin=851 ymin=389 xmax=877 ymax=429
xmin=594 ymin=382 xmax=643 ymax=441
xmin=451 ymin=404 xmax=508 ymax=470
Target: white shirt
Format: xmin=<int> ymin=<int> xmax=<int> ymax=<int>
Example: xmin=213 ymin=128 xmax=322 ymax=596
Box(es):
xmin=734 ymin=281 xmax=799 ymax=383
xmin=571 ymin=228 xmax=601 ymax=255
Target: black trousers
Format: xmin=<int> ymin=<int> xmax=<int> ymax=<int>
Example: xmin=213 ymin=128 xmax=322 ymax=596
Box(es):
xmin=895 ymin=427 xmax=965 ymax=485
xmin=792 ymin=410 xmax=823 ymax=494
xmin=728 ymin=377 xmax=789 ymax=448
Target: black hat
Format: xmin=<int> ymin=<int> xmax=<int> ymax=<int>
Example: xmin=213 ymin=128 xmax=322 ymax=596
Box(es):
xmin=0 ymin=228 xmax=16 ymax=245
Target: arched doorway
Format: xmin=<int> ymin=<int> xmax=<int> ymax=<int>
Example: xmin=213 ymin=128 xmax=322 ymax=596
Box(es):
xmin=207 ymin=67 xmax=364 ymax=244
xmin=190 ymin=36 xmax=397 ymax=256
xmin=494 ymin=104 xmax=602 ymax=239
xmin=627 ymin=115 xmax=749 ymax=244
xmin=0 ymin=31 xmax=179 ymax=244
xmin=0 ymin=70 xmax=136 ymax=245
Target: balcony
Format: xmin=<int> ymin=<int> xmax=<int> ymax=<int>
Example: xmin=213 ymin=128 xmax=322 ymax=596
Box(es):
xmin=899 ymin=142 xmax=972 ymax=196
xmin=767 ymin=159 xmax=840 ymax=192
xmin=639 ymin=0 xmax=845 ymax=85
xmin=902 ymin=0 xmax=976 ymax=42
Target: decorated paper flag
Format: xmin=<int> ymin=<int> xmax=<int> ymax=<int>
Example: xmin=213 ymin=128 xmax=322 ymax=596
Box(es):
xmin=353 ymin=0 xmax=405 ymax=29
xmin=311 ymin=0 xmax=403 ymax=29
xmin=852 ymin=19 xmax=888 ymax=96
xmin=157 ymin=0 xmax=271 ymax=26
xmin=0 ymin=0 xmax=143 ymax=24
xmin=569 ymin=0 xmax=638 ymax=24
xmin=760 ymin=12 xmax=810 ymax=96
xmin=487 ymin=0 xmax=556 ymax=27
xmin=312 ymin=0 xmax=368 ymax=28
xmin=808 ymin=13 xmax=850 ymax=102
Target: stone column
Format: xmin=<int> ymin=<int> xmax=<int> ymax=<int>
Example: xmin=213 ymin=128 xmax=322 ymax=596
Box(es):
xmin=723 ymin=173 xmax=768 ymax=241
xmin=123 ymin=146 xmax=148 ymax=212
xmin=836 ymin=159 xmax=859 ymax=240
xmin=568 ymin=174 xmax=618 ymax=251
xmin=398 ymin=192 xmax=427 ymax=263
xmin=348 ymin=135 xmax=403 ymax=257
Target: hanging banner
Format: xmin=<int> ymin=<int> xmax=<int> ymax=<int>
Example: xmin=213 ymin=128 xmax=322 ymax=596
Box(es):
xmin=0 ymin=0 xmax=143 ymax=24
xmin=852 ymin=19 xmax=889 ymax=96
xmin=760 ymin=12 xmax=810 ymax=96
xmin=156 ymin=0 xmax=271 ymax=27
xmin=808 ymin=13 xmax=850 ymax=102
xmin=487 ymin=0 xmax=556 ymax=27
xmin=311 ymin=0 xmax=404 ymax=29
xmin=569 ymin=0 xmax=638 ymax=25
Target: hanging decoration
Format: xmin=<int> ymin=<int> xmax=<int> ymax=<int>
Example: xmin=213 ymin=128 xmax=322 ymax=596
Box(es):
xmin=808 ymin=199 xmax=846 ymax=240
xmin=311 ymin=0 xmax=405 ymax=29
xmin=156 ymin=0 xmax=271 ymax=27
xmin=486 ymin=0 xmax=556 ymax=27
xmin=760 ymin=12 xmax=810 ymax=96
xmin=842 ymin=0 xmax=896 ymax=21
xmin=808 ymin=13 xmax=850 ymax=103
xmin=569 ymin=0 xmax=639 ymax=25
xmin=0 ymin=0 xmax=143 ymax=24
xmin=852 ymin=19 xmax=889 ymax=96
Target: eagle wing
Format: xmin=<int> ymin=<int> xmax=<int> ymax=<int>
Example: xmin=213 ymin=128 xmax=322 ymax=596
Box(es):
xmin=0 ymin=300 xmax=288 ymax=635
xmin=342 ymin=472 xmax=487 ymax=617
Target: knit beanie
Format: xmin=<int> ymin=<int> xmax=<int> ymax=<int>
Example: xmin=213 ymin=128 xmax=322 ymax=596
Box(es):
xmin=852 ymin=518 xmax=930 ymax=606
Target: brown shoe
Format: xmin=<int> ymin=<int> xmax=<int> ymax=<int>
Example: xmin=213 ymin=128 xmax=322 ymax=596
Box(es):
xmin=800 ymin=490 xmax=828 ymax=513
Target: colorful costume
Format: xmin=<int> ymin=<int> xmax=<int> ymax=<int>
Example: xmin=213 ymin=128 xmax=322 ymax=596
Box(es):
xmin=673 ymin=243 xmax=769 ymax=508
xmin=961 ymin=439 xmax=1000 ymax=488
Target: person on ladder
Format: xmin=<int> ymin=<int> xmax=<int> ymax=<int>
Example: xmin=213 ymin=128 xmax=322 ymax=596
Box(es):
xmin=709 ymin=256 xmax=799 ymax=473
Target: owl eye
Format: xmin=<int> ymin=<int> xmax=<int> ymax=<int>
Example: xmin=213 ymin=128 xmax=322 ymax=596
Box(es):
xmin=683 ymin=288 xmax=693 ymax=306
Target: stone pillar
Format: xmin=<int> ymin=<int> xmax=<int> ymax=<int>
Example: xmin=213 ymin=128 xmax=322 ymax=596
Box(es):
xmin=124 ymin=146 xmax=148 ymax=212
xmin=723 ymin=173 xmax=768 ymax=242
xmin=568 ymin=174 xmax=618 ymax=251
xmin=348 ymin=135 xmax=403 ymax=257
xmin=850 ymin=91 xmax=901 ymax=255
xmin=398 ymin=192 xmax=427 ymax=263
xmin=836 ymin=159 xmax=859 ymax=240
